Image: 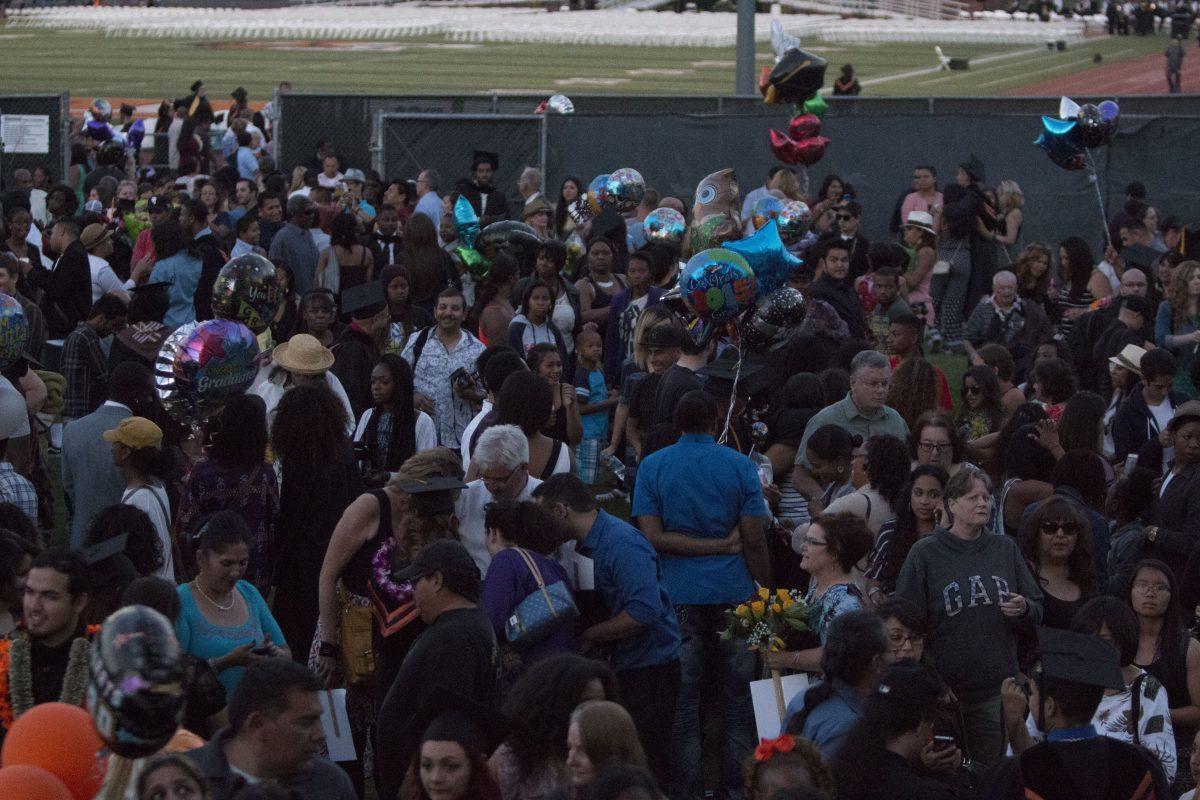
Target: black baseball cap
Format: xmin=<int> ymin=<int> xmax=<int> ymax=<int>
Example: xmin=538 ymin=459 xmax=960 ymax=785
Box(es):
xmin=639 ymin=323 xmax=683 ymax=349
xmin=394 ymin=539 xmax=480 ymax=601
xmin=147 ymin=196 xmax=171 ymax=214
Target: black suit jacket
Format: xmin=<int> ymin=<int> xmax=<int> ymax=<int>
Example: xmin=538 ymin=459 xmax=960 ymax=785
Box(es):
xmin=45 ymin=240 xmax=93 ymax=338
xmin=1151 ymin=461 xmax=1200 ymax=581
xmin=455 ymin=179 xmax=510 ymax=227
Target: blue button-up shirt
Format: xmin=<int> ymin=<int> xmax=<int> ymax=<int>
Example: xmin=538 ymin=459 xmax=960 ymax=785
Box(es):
xmin=149 ymin=250 xmax=203 ymax=330
xmin=579 ymin=509 xmax=681 ymax=672
xmin=632 ymin=432 xmax=768 ymax=606
xmin=783 ymin=678 xmax=864 ymax=761
xmin=236 ymin=146 xmax=258 ymax=180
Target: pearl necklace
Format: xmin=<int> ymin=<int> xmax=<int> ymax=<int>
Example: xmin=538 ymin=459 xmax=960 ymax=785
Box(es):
xmin=193 ymin=579 xmax=236 ymax=611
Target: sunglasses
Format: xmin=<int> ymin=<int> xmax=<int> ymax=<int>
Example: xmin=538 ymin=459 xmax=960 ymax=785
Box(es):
xmin=964 ymin=385 xmax=982 ymax=395
xmin=1039 ymin=521 xmax=1081 ymax=536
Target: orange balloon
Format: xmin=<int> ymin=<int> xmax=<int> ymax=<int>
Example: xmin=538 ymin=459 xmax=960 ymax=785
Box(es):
xmin=0 ymin=765 xmax=74 ymax=800
xmin=1 ymin=702 xmax=106 ymax=800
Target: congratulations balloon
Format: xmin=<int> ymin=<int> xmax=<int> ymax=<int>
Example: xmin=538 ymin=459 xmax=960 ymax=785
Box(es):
xmin=453 ymin=195 xmax=480 ymax=250
xmin=0 ymin=294 xmax=28 ymax=373
xmin=679 ymin=248 xmax=757 ymax=324
xmin=724 ymin=220 xmax=803 ymax=298
xmin=211 ymin=254 xmax=283 ymax=335
xmin=693 ymin=168 xmax=740 ymax=222
xmin=643 ymin=207 xmax=686 ymax=246
xmin=155 ymin=319 xmax=260 ymax=425
xmin=776 ymin=201 xmax=812 ymax=246
xmin=604 ymin=168 xmax=646 ymax=214
xmin=87 ymin=605 xmax=184 ymax=759
xmin=751 ymin=196 xmax=786 ymax=231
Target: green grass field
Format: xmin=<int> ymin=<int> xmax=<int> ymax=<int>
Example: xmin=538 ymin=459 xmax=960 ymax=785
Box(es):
xmin=0 ymin=24 xmax=1168 ymax=99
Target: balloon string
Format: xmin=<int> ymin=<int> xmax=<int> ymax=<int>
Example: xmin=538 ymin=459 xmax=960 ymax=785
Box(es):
xmin=1084 ymin=149 xmax=1113 ymax=251
xmin=718 ymin=351 xmax=744 ymax=446
xmin=801 ymin=167 xmax=810 ymax=200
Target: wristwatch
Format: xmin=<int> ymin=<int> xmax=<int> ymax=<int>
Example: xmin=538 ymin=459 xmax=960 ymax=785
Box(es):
xmin=1147 ymin=526 xmax=1159 ymax=543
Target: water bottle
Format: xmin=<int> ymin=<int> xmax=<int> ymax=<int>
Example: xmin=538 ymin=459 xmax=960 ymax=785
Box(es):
xmin=606 ymin=455 xmax=627 ymax=485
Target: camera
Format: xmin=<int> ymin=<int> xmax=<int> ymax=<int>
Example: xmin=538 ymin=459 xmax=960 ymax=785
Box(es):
xmin=450 ymin=366 xmax=476 ymax=394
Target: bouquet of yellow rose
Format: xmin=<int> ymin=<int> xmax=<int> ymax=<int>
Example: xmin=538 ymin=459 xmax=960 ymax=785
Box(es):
xmin=720 ymin=587 xmax=810 ymax=652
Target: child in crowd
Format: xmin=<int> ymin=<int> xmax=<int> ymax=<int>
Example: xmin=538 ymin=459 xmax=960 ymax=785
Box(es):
xmin=574 ymin=329 xmax=618 ymax=484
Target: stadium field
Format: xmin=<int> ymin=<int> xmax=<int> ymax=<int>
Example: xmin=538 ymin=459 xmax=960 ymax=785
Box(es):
xmin=0 ymin=24 xmax=1171 ymax=100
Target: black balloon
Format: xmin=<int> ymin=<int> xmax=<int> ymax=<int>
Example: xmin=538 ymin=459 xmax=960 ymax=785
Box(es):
xmin=1074 ymin=103 xmax=1107 ymax=149
xmin=743 ymin=287 xmax=807 ymax=352
xmin=477 ymin=221 xmax=543 ymax=275
xmin=765 ymin=48 xmax=828 ymax=105
xmin=87 ymin=605 xmax=184 ymax=758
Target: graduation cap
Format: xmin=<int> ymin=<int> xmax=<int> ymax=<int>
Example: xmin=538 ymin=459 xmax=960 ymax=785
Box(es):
xmin=472 ymin=150 xmax=499 ymax=170
xmin=189 ymin=80 xmax=204 ymax=94
xmin=700 ymin=351 xmax=770 ymax=399
xmin=764 ymin=48 xmax=827 ymax=105
xmin=1035 ymin=626 xmax=1125 ymax=691
xmin=393 ymin=474 xmax=468 ymax=518
xmin=414 ymin=688 xmax=510 ymax=758
xmin=341 ymin=282 xmax=386 ymax=321
xmin=83 ymin=533 xmax=138 ymax=587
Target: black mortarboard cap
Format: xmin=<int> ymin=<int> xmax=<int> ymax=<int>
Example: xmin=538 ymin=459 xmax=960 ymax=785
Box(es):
xmin=765 ymin=47 xmax=828 ymax=105
xmin=190 ymin=80 xmax=204 ymax=94
xmin=959 ymin=154 xmax=986 ymax=184
xmin=393 ymin=474 xmax=467 ymax=517
xmin=700 ymin=351 xmax=769 ymax=399
xmin=415 ymin=688 xmax=510 ymax=757
xmin=1035 ymin=627 xmax=1125 ymax=690
xmin=83 ymin=533 xmax=129 ymax=565
xmin=394 ymin=539 xmax=480 ymax=601
xmin=341 ymin=282 xmax=386 ymax=320
xmin=472 ymin=150 xmax=499 ymax=169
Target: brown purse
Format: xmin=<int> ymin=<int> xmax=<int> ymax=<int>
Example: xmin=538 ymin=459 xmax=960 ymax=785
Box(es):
xmin=337 ymin=583 xmax=376 ymax=688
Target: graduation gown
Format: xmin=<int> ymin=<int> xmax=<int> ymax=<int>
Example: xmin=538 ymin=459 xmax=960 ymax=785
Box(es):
xmin=978 ymin=735 xmax=1169 ymax=800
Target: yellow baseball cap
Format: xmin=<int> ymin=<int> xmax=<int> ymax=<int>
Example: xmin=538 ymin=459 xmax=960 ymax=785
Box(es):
xmin=102 ymin=417 xmax=163 ymax=449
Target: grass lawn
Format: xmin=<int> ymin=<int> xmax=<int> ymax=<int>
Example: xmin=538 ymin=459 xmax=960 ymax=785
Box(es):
xmin=0 ymin=24 xmax=1166 ymax=99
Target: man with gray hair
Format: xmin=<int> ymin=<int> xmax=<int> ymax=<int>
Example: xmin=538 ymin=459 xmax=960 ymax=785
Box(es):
xmin=268 ymin=194 xmax=319 ymax=294
xmin=962 ymin=269 xmax=1051 ymax=360
xmin=517 ymin=166 xmax=542 ymax=208
xmin=414 ymin=168 xmax=443 ymax=229
xmin=791 ymin=349 xmax=908 ymax=514
xmin=455 ymin=424 xmax=541 ymax=574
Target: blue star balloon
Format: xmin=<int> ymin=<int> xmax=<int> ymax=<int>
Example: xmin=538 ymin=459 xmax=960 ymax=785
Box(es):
xmin=453 ymin=195 xmax=480 ymax=249
xmin=722 ymin=219 xmax=803 ymax=297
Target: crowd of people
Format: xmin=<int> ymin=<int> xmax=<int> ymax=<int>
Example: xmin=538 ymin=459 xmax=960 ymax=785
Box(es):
xmin=1 ymin=86 xmax=1200 ymax=800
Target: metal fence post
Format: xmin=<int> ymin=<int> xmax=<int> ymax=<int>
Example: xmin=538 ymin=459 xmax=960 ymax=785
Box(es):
xmin=60 ymin=91 xmax=70 ymax=181
xmin=273 ymin=88 xmax=284 ymax=176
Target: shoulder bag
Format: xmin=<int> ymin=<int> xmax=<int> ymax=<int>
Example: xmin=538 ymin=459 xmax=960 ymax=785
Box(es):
xmin=504 ymin=548 xmax=578 ymax=650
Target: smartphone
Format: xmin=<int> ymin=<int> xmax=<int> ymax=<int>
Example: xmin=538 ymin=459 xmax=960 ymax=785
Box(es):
xmin=1124 ymin=453 xmax=1139 ymax=473
xmin=933 ymin=735 xmax=955 ymax=750
xmin=250 ymin=641 xmax=273 ymax=655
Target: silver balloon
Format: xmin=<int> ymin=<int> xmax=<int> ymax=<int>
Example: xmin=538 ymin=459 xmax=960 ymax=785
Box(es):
xmin=776 ymin=200 xmax=812 ymax=245
xmin=643 ymin=207 xmax=686 ymax=246
xmin=547 ymin=93 xmax=575 ymax=114
xmin=605 ymin=168 xmax=645 ymax=214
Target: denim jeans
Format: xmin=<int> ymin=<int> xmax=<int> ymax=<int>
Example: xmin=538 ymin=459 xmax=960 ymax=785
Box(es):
xmin=669 ymin=604 xmax=758 ymax=800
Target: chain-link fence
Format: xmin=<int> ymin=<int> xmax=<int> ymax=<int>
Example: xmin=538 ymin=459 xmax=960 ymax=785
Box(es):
xmin=285 ymin=91 xmax=1200 ymax=248
xmin=0 ymin=93 xmax=68 ymax=184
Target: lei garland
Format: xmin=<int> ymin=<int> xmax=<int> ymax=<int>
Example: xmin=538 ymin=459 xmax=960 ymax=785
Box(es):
xmin=371 ymin=538 xmax=414 ymax=605
xmin=0 ymin=625 xmax=100 ymax=730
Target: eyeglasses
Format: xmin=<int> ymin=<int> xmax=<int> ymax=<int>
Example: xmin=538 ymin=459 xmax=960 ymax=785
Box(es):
xmin=963 ymin=385 xmax=982 ymax=395
xmin=888 ymin=632 xmax=925 ymax=647
xmin=1039 ymin=521 xmax=1081 ymax=536
xmin=481 ymin=464 xmax=522 ymax=485
xmin=836 ymin=214 xmax=854 ymax=221
xmin=802 ymin=537 xmax=829 ymax=548
xmin=1133 ymin=579 xmax=1171 ymax=595
xmin=918 ymin=441 xmax=951 ymax=453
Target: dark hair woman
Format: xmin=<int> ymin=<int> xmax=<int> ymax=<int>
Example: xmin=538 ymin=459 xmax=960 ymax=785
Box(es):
xmin=318 ymin=211 xmax=374 ymax=295
xmin=1128 ymin=559 xmax=1200 ymax=789
xmin=270 ymin=383 xmax=361 ymax=665
xmin=1057 ymin=235 xmax=1110 ymax=339
xmin=495 ymin=371 xmax=574 ymax=479
xmin=1018 ymin=497 xmax=1097 ymax=630
xmin=513 ymin=241 xmax=582 ymax=359
xmin=575 ymin=238 xmax=627 ymax=332
xmin=1057 ymin=390 xmax=1108 ymax=457
xmin=176 ymin=511 xmax=291 ymax=702
xmin=149 ymin=218 xmax=204 ymax=329
xmin=379 ymin=264 xmax=434 ymax=354
xmin=177 ymin=394 xmax=278 ymax=591
xmin=994 ymin=404 xmax=1056 ymax=536
xmin=783 ymin=610 xmax=889 ymax=757
xmin=269 ymin=258 xmax=299 ymax=343
xmin=474 ymin=254 xmax=519 ymax=347
xmin=0 ymin=531 xmax=35 ymax=637
xmin=527 ymin=341 xmax=583 ymax=448
xmin=956 ymin=364 xmax=1004 ymax=445
xmin=866 ymin=464 xmax=948 ymax=599
xmin=831 ymin=662 xmax=953 ymax=800
xmin=495 ymin=653 xmax=619 ymax=800
xmin=352 ymin=353 xmax=436 ymax=484
xmin=1106 ymin=467 xmax=1157 ymax=596
xmin=553 ymin=176 xmax=583 ymax=240
xmin=481 ymin=500 xmax=574 ymax=686
xmin=885 ymin=358 xmax=939 ymax=431
xmin=404 ymin=212 xmax=459 ymax=314
xmin=810 ymin=435 xmax=910 ymax=538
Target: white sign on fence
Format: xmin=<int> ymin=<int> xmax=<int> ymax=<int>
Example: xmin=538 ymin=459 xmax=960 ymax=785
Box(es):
xmin=0 ymin=115 xmax=50 ymax=154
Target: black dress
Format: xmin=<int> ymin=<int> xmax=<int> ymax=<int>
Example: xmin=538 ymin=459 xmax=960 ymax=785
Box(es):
xmin=273 ymin=443 xmax=361 ymax=665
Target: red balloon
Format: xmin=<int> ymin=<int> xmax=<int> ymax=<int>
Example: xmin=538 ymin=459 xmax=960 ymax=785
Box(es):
xmin=769 ymin=129 xmax=802 ymax=165
xmin=758 ymin=66 xmax=771 ymax=98
xmin=788 ymin=113 xmax=822 ymax=142
xmin=0 ymin=766 xmax=73 ymax=800
xmin=1 ymin=702 xmax=106 ymax=800
xmin=793 ymin=136 xmax=830 ymax=167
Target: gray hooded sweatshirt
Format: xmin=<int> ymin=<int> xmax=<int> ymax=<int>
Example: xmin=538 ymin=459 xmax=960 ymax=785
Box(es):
xmin=895 ymin=526 xmax=1043 ymax=702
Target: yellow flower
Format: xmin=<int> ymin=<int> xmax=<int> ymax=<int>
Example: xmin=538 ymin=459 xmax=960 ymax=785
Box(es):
xmin=735 ymin=604 xmax=749 ymax=618
xmin=751 ymin=600 xmax=766 ymax=616
xmin=771 ymin=603 xmax=783 ymax=614
xmin=776 ymin=588 xmax=790 ymax=602
xmin=758 ymin=587 xmax=771 ymax=600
